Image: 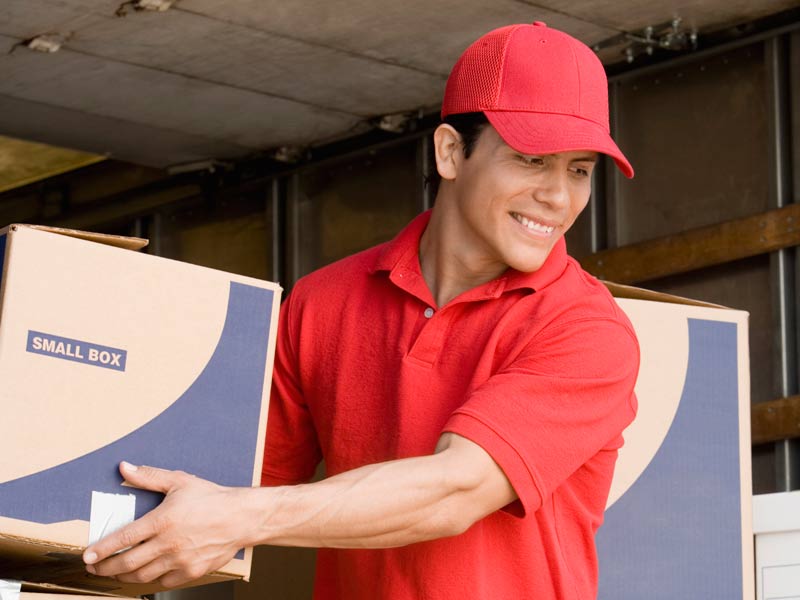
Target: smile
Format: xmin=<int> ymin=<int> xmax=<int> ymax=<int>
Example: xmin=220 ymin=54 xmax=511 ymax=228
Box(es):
xmin=510 ymin=212 xmax=555 ymax=235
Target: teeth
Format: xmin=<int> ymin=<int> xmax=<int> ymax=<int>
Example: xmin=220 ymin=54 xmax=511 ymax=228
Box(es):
xmin=512 ymin=212 xmax=554 ymax=234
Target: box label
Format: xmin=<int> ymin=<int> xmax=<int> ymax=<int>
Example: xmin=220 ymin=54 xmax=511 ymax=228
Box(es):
xmin=26 ymin=330 xmax=127 ymax=371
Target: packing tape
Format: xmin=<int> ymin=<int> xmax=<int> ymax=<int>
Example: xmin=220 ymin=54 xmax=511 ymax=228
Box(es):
xmin=88 ymin=491 xmax=136 ymax=546
xmin=0 ymin=580 xmax=21 ymax=600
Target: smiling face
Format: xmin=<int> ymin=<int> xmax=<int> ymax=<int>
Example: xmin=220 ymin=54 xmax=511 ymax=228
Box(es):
xmin=436 ymin=123 xmax=597 ymax=275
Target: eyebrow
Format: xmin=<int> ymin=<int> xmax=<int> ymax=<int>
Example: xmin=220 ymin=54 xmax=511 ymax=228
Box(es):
xmin=570 ymin=155 xmax=599 ymax=163
xmin=508 ymin=149 xmax=599 ymax=163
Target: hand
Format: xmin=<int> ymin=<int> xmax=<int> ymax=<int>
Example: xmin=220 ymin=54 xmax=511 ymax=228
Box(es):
xmin=83 ymin=462 xmax=252 ymax=588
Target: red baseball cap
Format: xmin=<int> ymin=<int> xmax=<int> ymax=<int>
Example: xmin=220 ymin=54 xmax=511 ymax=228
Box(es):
xmin=442 ymin=22 xmax=634 ymax=178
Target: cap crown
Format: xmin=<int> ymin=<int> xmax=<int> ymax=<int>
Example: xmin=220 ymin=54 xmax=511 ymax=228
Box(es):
xmin=442 ymin=24 xmax=610 ymax=132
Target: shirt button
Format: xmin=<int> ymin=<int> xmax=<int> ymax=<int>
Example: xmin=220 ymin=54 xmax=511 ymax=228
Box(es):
xmin=424 ymin=307 xmax=435 ymax=318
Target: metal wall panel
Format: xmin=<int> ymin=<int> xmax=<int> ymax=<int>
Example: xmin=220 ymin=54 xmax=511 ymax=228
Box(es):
xmin=605 ymin=41 xmax=781 ymax=491
xmin=288 ymin=140 xmax=421 ymax=283
xmin=157 ymin=191 xmax=272 ymax=280
xmin=612 ymin=43 xmax=769 ymax=246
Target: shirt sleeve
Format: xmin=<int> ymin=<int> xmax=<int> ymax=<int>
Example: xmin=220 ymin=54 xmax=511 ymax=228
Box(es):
xmin=443 ymin=316 xmax=639 ymax=515
xmin=261 ymin=290 xmax=323 ymax=486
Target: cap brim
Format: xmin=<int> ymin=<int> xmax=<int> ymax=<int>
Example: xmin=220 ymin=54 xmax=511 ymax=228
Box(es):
xmin=485 ymin=111 xmax=634 ymax=179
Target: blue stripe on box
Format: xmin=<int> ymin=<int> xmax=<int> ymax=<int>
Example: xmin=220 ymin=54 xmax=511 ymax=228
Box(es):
xmin=596 ymin=318 xmax=742 ymax=599
xmin=27 ymin=330 xmax=128 ymax=371
xmin=0 ymin=281 xmax=274 ymax=562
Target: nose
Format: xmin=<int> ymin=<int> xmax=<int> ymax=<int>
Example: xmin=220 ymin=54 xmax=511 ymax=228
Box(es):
xmin=533 ymin=168 xmax=570 ymax=210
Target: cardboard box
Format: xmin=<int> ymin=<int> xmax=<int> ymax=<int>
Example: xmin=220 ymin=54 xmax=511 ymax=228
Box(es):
xmin=5 ymin=579 xmax=123 ymax=599
xmin=0 ymin=224 xmax=282 ymax=596
xmin=753 ymin=491 xmax=800 ymax=600
xmin=597 ymin=284 xmax=754 ymax=600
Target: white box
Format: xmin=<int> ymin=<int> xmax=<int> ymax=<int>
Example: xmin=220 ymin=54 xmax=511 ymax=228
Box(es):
xmin=753 ymin=491 xmax=800 ymax=600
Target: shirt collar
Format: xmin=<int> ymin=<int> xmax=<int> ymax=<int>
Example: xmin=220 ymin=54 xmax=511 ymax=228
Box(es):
xmin=370 ymin=210 xmax=569 ymax=300
xmin=370 ymin=210 xmax=432 ymax=275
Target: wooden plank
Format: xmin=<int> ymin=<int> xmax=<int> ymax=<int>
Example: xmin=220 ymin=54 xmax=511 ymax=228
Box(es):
xmin=0 ymin=135 xmax=104 ymax=194
xmin=580 ymin=203 xmax=800 ymax=284
xmin=752 ymin=395 xmax=800 ymax=445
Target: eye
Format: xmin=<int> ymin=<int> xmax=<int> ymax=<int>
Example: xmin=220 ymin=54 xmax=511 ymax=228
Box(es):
xmin=571 ymin=164 xmax=593 ymax=177
xmin=517 ymin=154 xmax=544 ymax=166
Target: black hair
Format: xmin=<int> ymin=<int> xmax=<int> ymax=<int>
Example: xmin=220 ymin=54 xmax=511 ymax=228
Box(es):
xmin=442 ymin=112 xmax=490 ymax=158
xmin=425 ymin=112 xmax=490 ymax=198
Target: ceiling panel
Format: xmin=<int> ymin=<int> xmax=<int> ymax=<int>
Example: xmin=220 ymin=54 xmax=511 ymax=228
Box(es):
xmin=529 ymin=0 xmax=800 ymax=35
xmin=183 ymin=0 xmax=619 ymax=75
xmin=0 ymin=93 xmax=250 ymax=167
xmin=65 ymin=8 xmax=447 ymax=116
xmin=0 ymin=0 xmax=795 ymax=174
xmin=0 ymin=34 xmax=359 ymax=150
xmin=0 ymin=0 xmax=113 ymax=38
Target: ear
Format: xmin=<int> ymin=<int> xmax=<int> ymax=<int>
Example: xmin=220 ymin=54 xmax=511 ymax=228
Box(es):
xmin=433 ymin=124 xmax=462 ymax=181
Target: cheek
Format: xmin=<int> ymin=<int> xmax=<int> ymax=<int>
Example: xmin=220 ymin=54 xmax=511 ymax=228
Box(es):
xmin=567 ymin=189 xmax=592 ymax=222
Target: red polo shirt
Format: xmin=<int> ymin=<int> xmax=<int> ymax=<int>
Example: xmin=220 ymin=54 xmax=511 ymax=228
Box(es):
xmin=263 ymin=211 xmax=639 ymax=600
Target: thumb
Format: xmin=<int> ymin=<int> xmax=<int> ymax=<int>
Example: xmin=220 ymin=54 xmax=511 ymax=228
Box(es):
xmin=119 ymin=461 xmax=181 ymax=494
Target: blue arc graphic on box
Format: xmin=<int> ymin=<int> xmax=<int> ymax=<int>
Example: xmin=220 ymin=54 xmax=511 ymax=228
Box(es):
xmin=0 ymin=281 xmax=274 ymax=562
xmin=596 ymin=318 xmax=742 ymax=599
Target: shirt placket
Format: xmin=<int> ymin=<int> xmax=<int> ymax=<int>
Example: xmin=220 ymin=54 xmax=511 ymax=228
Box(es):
xmin=405 ymin=304 xmax=453 ymax=368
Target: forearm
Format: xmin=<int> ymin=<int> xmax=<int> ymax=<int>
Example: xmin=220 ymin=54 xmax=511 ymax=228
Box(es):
xmin=82 ymin=436 xmax=515 ymax=585
xmin=242 ymin=437 xmax=515 ymax=549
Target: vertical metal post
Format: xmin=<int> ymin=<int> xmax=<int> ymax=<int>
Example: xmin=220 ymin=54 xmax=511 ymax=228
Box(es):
xmin=149 ymin=213 xmax=163 ymax=257
xmin=793 ymin=32 xmax=800 ymax=202
xmin=766 ymin=34 xmax=799 ymax=490
xmin=132 ymin=216 xmax=145 ymax=241
xmin=287 ymin=172 xmax=302 ymax=289
xmin=417 ymin=134 xmax=433 ymax=213
xmin=269 ymin=177 xmax=285 ymax=286
xmin=604 ymin=80 xmax=621 ymax=249
xmin=590 ymin=156 xmax=609 ymax=254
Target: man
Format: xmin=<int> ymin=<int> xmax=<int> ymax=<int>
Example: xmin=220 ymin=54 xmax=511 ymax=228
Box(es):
xmin=84 ymin=22 xmax=639 ymax=599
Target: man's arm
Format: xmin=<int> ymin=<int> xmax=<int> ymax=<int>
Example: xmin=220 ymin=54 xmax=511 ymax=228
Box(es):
xmin=83 ymin=432 xmax=516 ymax=588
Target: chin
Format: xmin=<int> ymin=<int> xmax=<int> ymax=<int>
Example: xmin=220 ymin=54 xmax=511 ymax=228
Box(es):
xmin=508 ymin=255 xmax=548 ymax=273
xmin=507 ymin=239 xmax=559 ymax=273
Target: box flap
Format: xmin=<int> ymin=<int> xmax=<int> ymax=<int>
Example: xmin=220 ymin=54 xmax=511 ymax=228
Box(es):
xmin=0 ymin=533 xmax=239 ymax=597
xmin=19 ymin=581 xmax=123 ymax=598
xmin=604 ymin=281 xmax=728 ymax=309
xmin=11 ymin=225 xmax=148 ymax=252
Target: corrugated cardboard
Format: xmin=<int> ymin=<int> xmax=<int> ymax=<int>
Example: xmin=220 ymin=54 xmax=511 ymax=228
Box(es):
xmin=8 ymin=579 xmax=126 ymax=598
xmin=752 ymin=491 xmax=800 ymax=600
xmin=0 ymin=224 xmax=753 ymax=597
xmin=0 ymin=224 xmax=282 ymax=597
xmin=598 ymin=285 xmax=754 ymax=600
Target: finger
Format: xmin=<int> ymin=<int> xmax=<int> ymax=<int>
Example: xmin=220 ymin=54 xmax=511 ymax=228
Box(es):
xmin=159 ymin=566 xmax=208 ymax=589
xmin=84 ymin=511 xmax=160 ymax=566
xmin=118 ymin=462 xmax=188 ymax=494
xmin=87 ymin=533 xmax=165 ymax=577
xmin=113 ymin=555 xmax=175 ymax=584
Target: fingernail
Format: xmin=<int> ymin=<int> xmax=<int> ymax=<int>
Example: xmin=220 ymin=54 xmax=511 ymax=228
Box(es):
xmin=121 ymin=461 xmax=138 ymax=472
xmin=84 ymin=551 xmax=97 ymax=564
xmin=86 ymin=564 xmax=96 ymax=575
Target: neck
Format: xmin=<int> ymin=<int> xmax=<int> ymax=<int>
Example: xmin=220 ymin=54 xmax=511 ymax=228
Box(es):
xmin=419 ymin=200 xmax=507 ymax=308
